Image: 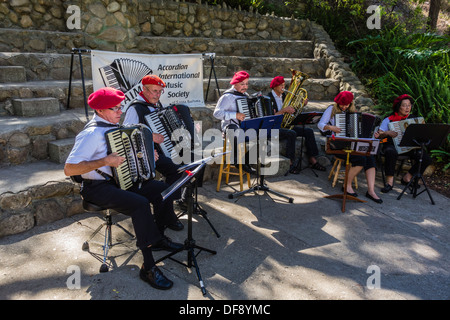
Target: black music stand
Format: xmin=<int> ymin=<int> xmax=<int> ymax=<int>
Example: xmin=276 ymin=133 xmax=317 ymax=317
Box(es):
xmin=229 ymin=115 xmax=294 ymax=203
xmin=290 ymin=112 xmax=324 ymax=177
xmin=67 ymin=48 xmax=91 ymax=121
xmin=397 ymin=123 xmax=450 ymax=204
xmin=177 ymin=158 xmax=220 ymax=238
xmin=203 ymin=53 xmax=221 ymax=102
xmin=157 ymin=155 xmax=221 ymax=296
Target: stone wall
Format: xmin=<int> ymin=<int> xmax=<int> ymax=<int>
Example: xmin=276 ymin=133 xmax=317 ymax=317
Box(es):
xmin=0 ymin=181 xmax=83 ymax=238
xmin=1 ymin=0 xmax=310 ymax=53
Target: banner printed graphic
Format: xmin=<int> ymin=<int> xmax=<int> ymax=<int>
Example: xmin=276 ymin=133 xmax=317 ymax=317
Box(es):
xmin=91 ymin=50 xmax=204 ymax=110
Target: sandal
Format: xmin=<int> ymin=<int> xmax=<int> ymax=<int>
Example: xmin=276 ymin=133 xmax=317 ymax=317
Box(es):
xmin=311 ymin=162 xmax=326 ymax=171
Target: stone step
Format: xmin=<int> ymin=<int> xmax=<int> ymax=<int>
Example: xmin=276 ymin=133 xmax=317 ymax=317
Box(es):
xmin=0 ymin=51 xmax=323 ymax=82
xmin=48 ymin=137 xmax=75 ymax=164
xmin=0 ymin=66 xmax=26 ymax=83
xmin=12 ymin=97 xmax=60 ymax=117
xmin=0 ymin=28 xmax=314 ymax=58
xmin=0 ymin=108 xmax=88 ymax=166
xmin=136 ymin=36 xmax=314 ymax=59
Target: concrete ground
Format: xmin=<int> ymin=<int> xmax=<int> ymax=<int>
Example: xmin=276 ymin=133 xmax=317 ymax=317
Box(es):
xmin=0 ymin=167 xmax=449 ymax=302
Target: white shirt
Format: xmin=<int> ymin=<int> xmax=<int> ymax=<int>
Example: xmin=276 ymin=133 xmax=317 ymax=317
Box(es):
xmin=317 ymin=105 xmax=335 ymax=132
xmin=123 ymin=95 xmax=158 ymax=126
xmin=272 ymin=89 xmax=283 ymax=112
xmin=66 ymin=114 xmax=117 ymax=180
xmin=213 ymin=87 xmax=248 ymax=130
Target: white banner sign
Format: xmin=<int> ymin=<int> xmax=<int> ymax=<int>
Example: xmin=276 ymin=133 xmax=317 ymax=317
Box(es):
xmin=90 ymin=50 xmax=204 ymax=109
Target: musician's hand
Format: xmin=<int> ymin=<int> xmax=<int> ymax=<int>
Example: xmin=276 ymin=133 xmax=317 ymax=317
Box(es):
xmin=374 ymin=131 xmax=380 ymax=139
xmin=236 ymin=112 xmax=246 ymax=121
xmin=285 ymin=106 xmax=295 ymax=114
xmin=388 ymin=130 xmax=398 ymax=138
xmin=303 ymin=98 xmax=308 ymax=106
xmin=105 ymin=152 xmax=125 ymax=168
xmin=153 ymin=133 xmax=164 ymax=144
xmin=154 ymin=150 xmax=159 ymax=161
xmin=330 ymin=126 xmax=341 ymax=133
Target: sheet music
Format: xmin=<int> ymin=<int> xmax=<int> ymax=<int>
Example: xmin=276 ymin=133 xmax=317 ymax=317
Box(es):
xmin=388 ymin=117 xmax=424 ymax=154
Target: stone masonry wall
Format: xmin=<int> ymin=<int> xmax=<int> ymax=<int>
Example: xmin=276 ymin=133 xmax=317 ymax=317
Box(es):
xmin=1 ymin=0 xmax=310 ymax=53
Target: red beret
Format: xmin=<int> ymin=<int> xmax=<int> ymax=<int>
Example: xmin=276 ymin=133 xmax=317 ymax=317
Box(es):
xmin=141 ymin=75 xmax=166 ymax=88
xmin=87 ymin=87 xmax=125 ymax=110
xmin=334 ymin=91 xmax=354 ymax=105
xmin=230 ymin=71 xmax=250 ymax=85
xmin=393 ymin=94 xmax=413 ymax=109
xmin=270 ymin=76 xmax=285 ymax=88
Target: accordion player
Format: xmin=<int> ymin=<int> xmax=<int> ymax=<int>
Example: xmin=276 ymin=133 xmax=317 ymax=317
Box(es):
xmin=105 ymin=124 xmax=156 ymax=190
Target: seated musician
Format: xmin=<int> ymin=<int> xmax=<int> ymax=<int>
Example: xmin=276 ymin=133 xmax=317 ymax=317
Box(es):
xmin=376 ymin=94 xmax=432 ymax=193
xmin=123 ymin=75 xmax=192 ymax=228
xmin=213 ymin=70 xmax=256 ymax=174
xmin=267 ymin=75 xmax=326 ymax=173
xmin=318 ymin=91 xmax=383 ymax=203
xmin=64 ymin=87 xmax=183 ymax=290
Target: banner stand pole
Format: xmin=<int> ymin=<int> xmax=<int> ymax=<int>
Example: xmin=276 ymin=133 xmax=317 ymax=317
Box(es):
xmin=68 ymin=48 xmax=91 ymax=121
xmin=203 ymin=53 xmax=220 ymax=103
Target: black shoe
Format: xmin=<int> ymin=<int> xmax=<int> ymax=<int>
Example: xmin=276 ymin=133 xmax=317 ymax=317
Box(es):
xmin=167 ymin=219 xmax=184 ymax=231
xmin=342 ymin=186 xmax=358 ymax=197
xmin=401 ymin=178 xmax=420 ymax=189
xmin=381 ymin=183 xmax=393 ymax=193
xmin=140 ymin=265 xmax=173 ymax=290
xmin=365 ymin=192 xmax=383 ymax=204
xmin=289 ymin=164 xmax=300 ymax=174
xmin=152 ymin=236 xmax=184 ymax=252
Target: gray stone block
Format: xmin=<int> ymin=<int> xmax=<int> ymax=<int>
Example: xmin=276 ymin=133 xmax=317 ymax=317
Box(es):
xmin=48 ymin=138 xmax=74 ymax=164
xmin=0 ymin=66 xmax=26 ymax=83
xmin=12 ymin=97 xmax=60 ymax=117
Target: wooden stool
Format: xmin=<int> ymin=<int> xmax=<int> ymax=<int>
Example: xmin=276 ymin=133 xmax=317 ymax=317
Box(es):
xmin=328 ymin=156 xmax=358 ymax=188
xmin=216 ymin=135 xmax=251 ymax=192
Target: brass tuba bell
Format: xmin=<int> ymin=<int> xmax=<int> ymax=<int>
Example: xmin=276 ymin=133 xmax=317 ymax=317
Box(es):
xmin=280 ymin=69 xmax=309 ymax=129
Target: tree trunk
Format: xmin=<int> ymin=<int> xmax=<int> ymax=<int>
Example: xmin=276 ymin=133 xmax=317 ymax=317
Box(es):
xmin=428 ymin=0 xmax=441 ymax=31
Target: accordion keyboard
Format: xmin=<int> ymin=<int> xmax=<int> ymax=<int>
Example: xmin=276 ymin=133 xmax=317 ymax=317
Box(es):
xmin=236 ymin=97 xmax=253 ymax=119
xmin=106 ymin=130 xmax=137 ymax=190
xmin=145 ymin=112 xmax=175 ymax=158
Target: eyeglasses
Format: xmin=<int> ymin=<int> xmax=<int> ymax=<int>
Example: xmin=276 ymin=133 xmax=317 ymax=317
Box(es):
xmin=143 ymin=86 xmax=164 ymax=95
xmin=109 ymin=106 xmax=123 ymax=112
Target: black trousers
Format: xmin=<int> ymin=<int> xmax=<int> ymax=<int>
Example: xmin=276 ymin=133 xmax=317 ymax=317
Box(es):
xmin=80 ymin=179 xmax=177 ymax=250
xmin=280 ymin=126 xmax=319 ymax=162
xmin=382 ymin=143 xmax=432 ymax=177
xmin=155 ymin=152 xmax=185 ymax=201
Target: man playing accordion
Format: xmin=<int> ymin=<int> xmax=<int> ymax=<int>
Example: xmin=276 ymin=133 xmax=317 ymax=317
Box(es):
xmin=64 ymin=87 xmax=183 ymax=290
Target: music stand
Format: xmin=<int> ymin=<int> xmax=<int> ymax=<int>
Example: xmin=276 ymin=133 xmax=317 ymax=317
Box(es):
xmin=397 ymin=123 xmax=450 ymax=204
xmin=324 ymin=136 xmax=375 ymax=213
xmin=177 ymin=158 xmax=221 ymax=238
xmin=290 ymin=112 xmax=324 ymax=177
xmin=229 ymin=115 xmax=294 ymax=203
xmin=156 ymin=154 xmax=223 ymax=296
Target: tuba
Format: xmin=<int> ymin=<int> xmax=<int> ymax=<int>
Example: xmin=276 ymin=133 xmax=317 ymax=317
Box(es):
xmin=280 ymin=69 xmax=310 ymax=129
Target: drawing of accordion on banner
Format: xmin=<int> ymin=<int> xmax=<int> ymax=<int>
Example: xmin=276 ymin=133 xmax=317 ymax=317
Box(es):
xmin=99 ymin=58 xmax=153 ymax=93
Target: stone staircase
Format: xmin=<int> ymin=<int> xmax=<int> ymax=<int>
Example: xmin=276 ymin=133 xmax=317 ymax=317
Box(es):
xmin=0 ymin=2 xmax=373 ymax=238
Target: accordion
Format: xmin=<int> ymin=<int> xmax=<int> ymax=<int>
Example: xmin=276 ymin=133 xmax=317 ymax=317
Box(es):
xmin=388 ymin=117 xmax=425 ymax=154
xmin=105 ymin=124 xmax=156 ymax=190
xmin=236 ymin=94 xmax=273 ymax=120
xmin=334 ymin=112 xmax=380 ymax=139
xmin=144 ymin=105 xmax=193 ymax=162
xmin=99 ymin=58 xmax=153 ymax=92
